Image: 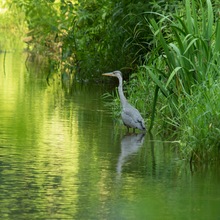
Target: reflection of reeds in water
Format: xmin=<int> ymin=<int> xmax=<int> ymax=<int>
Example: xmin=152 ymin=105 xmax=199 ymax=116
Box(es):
xmin=117 ymin=133 xmax=145 ymax=174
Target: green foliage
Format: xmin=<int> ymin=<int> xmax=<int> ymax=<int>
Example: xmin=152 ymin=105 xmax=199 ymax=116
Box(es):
xmin=180 ymin=80 xmax=220 ymax=162
xmin=143 ymin=0 xmax=220 ymax=125
xmin=138 ymin=0 xmax=220 ymax=161
xmin=6 ymin=0 xmax=61 ymax=67
xmin=7 ymin=0 xmax=179 ymax=80
xmin=0 ymin=1 xmax=26 ymax=39
xmin=67 ymin=0 xmax=154 ymax=79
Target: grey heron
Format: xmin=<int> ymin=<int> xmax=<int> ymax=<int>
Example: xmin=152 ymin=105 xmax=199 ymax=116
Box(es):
xmin=103 ymin=70 xmax=146 ymax=133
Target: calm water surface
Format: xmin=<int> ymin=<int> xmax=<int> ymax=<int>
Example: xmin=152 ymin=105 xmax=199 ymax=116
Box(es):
xmin=0 ymin=50 xmax=220 ymax=220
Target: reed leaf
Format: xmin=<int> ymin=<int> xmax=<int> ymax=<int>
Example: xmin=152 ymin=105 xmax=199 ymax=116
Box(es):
xmin=149 ymin=83 xmax=160 ymax=131
xmin=165 ymin=67 xmax=182 ymax=88
xmin=191 ymin=0 xmax=198 ymax=35
xmin=183 ymin=37 xmax=198 ymax=55
xmin=206 ymin=0 xmax=213 ymax=41
xmin=185 ymin=0 xmax=193 ymax=33
xmin=215 ymin=20 xmax=220 ymax=53
xmin=144 ymin=66 xmax=169 ymax=97
xmin=149 ymin=18 xmax=175 ymax=70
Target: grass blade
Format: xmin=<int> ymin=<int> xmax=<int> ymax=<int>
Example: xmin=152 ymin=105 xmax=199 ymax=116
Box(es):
xmin=165 ymin=66 xmax=182 ymax=88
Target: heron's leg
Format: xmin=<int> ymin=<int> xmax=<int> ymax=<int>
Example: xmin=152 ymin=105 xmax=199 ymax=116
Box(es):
xmin=133 ymin=128 xmax=135 ymax=133
xmin=126 ymin=126 xmax=129 ymax=133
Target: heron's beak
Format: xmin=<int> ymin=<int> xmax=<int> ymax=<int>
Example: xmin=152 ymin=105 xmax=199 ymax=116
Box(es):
xmin=102 ymin=72 xmax=114 ymax=77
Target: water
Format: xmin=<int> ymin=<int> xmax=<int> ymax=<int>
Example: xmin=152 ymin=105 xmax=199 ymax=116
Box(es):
xmin=0 ymin=50 xmax=220 ymax=220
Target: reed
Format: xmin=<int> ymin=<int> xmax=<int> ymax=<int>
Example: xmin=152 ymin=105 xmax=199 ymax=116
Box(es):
xmin=179 ymin=79 xmax=220 ymax=162
xmin=143 ymin=0 xmax=220 ymax=131
xmin=122 ymin=0 xmax=220 ymax=162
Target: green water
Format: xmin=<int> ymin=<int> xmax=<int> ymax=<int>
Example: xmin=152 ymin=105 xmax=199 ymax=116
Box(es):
xmin=0 ymin=48 xmax=220 ymax=220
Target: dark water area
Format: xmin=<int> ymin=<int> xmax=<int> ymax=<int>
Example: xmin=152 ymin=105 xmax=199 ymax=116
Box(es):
xmin=0 ymin=45 xmax=220 ymax=219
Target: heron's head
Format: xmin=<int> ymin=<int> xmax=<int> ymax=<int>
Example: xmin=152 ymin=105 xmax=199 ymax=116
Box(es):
xmin=102 ymin=70 xmax=122 ymax=79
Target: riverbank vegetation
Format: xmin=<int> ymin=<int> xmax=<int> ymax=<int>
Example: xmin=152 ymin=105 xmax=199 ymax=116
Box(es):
xmin=127 ymin=0 xmax=220 ymax=163
xmin=2 ymin=0 xmax=220 ymax=163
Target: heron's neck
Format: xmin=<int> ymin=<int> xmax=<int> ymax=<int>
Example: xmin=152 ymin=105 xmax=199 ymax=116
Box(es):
xmin=118 ymin=76 xmax=127 ymax=107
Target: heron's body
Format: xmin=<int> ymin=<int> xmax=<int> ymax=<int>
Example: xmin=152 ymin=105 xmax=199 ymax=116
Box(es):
xmin=121 ymin=101 xmax=146 ymax=131
xmin=103 ymin=70 xmax=146 ymax=132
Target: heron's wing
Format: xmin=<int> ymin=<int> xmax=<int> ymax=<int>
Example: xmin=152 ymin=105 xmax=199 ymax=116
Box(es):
xmin=123 ymin=104 xmax=142 ymax=120
xmin=122 ymin=104 xmax=145 ymax=129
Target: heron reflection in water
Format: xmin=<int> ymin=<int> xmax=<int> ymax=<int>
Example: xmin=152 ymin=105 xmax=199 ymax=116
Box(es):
xmin=117 ymin=133 xmax=146 ymax=174
xmin=103 ymin=70 xmax=146 ymax=133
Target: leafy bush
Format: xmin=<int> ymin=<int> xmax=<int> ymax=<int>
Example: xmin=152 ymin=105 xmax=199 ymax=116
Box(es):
xmin=7 ymin=0 xmax=179 ymax=80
